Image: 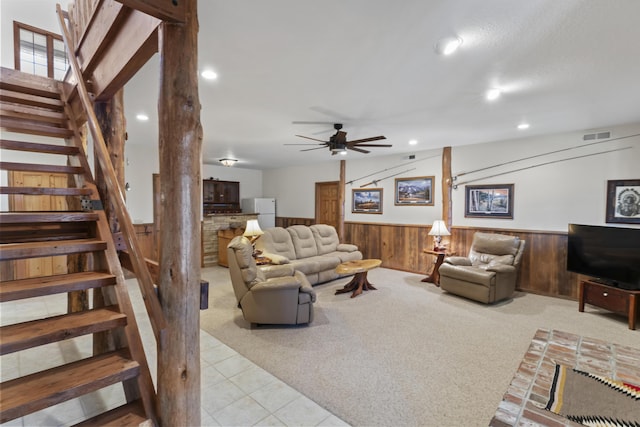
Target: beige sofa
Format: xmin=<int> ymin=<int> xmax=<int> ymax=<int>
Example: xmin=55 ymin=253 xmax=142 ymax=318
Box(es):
xmin=227 ymin=236 xmax=316 ymax=325
xmin=255 ymin=224 xmax=363 ymax=285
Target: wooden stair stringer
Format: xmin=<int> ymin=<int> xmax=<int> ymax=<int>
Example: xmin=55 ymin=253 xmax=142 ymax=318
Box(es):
xmin=0 ymin=68 xmax=158 ymax=425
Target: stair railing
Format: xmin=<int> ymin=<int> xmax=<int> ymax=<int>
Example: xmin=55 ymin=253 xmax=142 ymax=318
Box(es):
xmin=56 ymin=4 xmax=167 ymax=342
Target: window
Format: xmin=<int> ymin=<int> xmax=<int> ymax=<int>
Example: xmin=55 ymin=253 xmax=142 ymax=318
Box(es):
xmin=14 ymin=21 xmax=68 ymax=80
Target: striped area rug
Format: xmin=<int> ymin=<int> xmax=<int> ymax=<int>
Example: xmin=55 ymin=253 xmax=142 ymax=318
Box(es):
xmin=545 ymin=364 xmax=640 ymax=426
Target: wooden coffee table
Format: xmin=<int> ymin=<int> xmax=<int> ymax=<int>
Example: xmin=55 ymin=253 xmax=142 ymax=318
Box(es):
xmin=335 ymin=259 xmax=382 ymax=298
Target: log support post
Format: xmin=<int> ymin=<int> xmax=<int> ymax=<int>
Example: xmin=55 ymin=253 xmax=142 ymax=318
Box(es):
xmin=157 ymin=0 xmax=202 ymax=425
xmin=442 ymin=146 xmax=452 ymax=228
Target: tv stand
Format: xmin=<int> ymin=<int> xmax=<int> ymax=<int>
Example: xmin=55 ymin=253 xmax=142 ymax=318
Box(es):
xmin=579 ymin=280 xmax=639 ymax=330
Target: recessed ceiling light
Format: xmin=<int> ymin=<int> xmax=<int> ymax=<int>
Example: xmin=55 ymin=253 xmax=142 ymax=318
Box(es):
xmin=201 ymin=69 xmax=218 ymax=80
xmin=517 ymin=123 xmax=530 ymax=130
xmin=136 ymin=113 xmax=149 ymax=121
xmin=409 ymin=139 xmax=418 ymax=145
xmin=435 ymin=36 xmax=463 ymax=55
xmin=486 ymin=88 xmax=501 ymax=101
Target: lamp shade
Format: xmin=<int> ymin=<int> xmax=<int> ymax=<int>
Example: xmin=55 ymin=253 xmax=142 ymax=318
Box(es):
xmin=243 ymin=219 xmax=264 ymax=238
xmin=428 ymin=220 xmax=450 ymax=236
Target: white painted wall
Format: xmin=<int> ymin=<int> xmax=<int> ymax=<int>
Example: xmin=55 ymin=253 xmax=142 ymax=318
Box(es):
xmin=451 ymin=122 xmax=640 ymax=231
xmin=263 ymin=122 xmax=640 ymax=231
xmin=262 ymin=160 xmax=340 ymax=218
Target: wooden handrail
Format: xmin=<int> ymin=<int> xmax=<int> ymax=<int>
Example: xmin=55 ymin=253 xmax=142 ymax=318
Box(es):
xmin=56 ymin=3 xmax=167 ymax=341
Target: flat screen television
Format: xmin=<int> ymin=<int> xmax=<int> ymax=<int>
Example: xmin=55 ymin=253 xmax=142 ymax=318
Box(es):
xmin=567 ymin=224 xmax=640 ymax=290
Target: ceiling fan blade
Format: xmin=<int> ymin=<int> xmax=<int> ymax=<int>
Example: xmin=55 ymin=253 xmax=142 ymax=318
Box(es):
xmin=348 ymin=146 xmax=370 ymax=154
xmin=301 ymin=146 xmax=328 ymax=152
xmin=295 ymin=134 xmax=329 ymax=143
xmin=349 ymin=143 xmax=393 ymax=148
xmin=284 ymin=143 xmax=326 ymax=146
xmin=348 ymin=136 xmax=386 ymax=144
xmin=292 ymin=121 xmax=337 ymax=125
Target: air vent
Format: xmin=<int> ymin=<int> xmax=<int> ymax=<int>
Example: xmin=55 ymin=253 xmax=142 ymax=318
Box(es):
xmin=583 ymin=131 xmax=611 ymax=141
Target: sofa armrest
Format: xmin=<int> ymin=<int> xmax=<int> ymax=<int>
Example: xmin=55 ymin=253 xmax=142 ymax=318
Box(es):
xmin=337 ymin=243 xmax=358 ymax=252
xmin=260 ymin=251 xmax=290 ymax=265
xmin=486 ymin=264 xmax=516 ymax=274
xmin=443 ymin=256 xmax=472 ymax=266
xmin=250 ymin=275 xmax=301 ymax=292
xmin=260 ymin=264 xmax=295 ymax=278
xmin=294 ymin=270 xmax=316 ymax=302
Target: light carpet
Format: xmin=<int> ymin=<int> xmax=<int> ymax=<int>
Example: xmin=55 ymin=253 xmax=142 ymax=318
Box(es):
xmin=199 ymin=266 xmax=638 ymax=426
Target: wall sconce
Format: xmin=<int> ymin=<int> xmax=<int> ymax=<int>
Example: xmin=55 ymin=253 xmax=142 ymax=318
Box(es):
xmin=125 ymin=182 xmax=131 ymax=191
xmin=428 ymin=220 xmax=451 ymax=251
xmin=219 ymin=158 xmax=237 ymax=167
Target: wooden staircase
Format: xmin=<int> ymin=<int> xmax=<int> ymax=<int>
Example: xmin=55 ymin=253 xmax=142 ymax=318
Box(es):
xmin=0 ymin=69 xmax=158 ymax=425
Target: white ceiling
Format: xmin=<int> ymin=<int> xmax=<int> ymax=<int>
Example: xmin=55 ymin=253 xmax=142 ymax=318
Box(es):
xmin=120 ymin=0 xmax=640 ymax=170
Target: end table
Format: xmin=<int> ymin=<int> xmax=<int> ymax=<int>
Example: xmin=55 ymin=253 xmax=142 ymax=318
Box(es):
xmin=421 ymin=249 xmax=455 ymax=286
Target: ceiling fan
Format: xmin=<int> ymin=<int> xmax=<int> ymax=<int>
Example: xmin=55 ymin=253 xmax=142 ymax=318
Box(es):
xmin=286 ymin=123 xmax=391 ymax=155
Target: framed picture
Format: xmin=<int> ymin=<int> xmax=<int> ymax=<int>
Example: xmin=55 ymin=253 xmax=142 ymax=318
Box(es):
xmin=465 ymin=184 xmax=514 ymax=219
xmin=394 ymin=176 xmax=434 ymax=206
xmin=606 ymin=179 xmax=640 ymax=224
xmin=352 ymin=188 xmax=383 ymax=214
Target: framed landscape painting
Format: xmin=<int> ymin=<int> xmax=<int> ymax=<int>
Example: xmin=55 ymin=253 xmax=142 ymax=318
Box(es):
xmin=606 ymin=179 xmax=640 ymax=224
xmin=394 ymin=176 xmax=434 ymax=206
xmin=352 ymin=188 xmax=383 ymax=214
xmin=465 ymin=184 xmax=514 ymax=219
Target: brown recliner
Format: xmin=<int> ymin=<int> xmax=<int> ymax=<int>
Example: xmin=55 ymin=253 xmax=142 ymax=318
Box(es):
xmin=227 ymin=236 xmax=316 ymax=325
xmin=438 ymin=232 xmax=526 ymax=304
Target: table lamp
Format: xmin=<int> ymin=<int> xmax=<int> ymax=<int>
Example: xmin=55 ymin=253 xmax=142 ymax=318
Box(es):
xmin=428 ymin=220 xmax=450 ymax=251
xmin=243 ymin=219 xmax=264 ymax=257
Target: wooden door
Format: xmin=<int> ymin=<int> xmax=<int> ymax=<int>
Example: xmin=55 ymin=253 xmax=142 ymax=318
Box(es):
xmin=315 ymin=181 xmax=339 ymax=229
xmin=8 ymin=171 xmax=69 ymax=279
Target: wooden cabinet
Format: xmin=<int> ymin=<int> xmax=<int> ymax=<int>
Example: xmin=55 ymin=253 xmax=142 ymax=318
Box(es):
xmin=579 ymin=280 xmax=639 ymax=330
xmin=217 ymin=227 xmax=244 ymax=267
xmin=203 ymin=180 xmax=240 ymax=214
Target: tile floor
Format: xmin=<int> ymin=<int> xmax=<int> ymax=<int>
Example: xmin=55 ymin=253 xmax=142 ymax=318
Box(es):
xmin=0 ymin=281 xmax=349 ymax=427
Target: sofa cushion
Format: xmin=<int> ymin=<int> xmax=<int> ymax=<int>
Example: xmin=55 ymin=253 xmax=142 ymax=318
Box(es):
xmin=310 ymin=224 xmax=339 ymax=255
xmin=256 ymin=227 xmax=297 ymax=260
xmin=288 ymin=225 xmax=318 ymax=259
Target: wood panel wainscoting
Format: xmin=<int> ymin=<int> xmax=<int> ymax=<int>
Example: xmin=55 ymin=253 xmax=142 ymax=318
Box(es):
xmin=343 ymin=222 xmax=583 ymax=300
xmin=132 ymin=223 xmax=157 ymax=261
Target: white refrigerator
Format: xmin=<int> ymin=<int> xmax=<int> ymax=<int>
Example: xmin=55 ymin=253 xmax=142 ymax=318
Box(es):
xmin=241 ymin=198 xmax=276 ymax=229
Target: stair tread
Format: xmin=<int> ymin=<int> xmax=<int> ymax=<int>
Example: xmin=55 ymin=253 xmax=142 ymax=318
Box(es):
xmin=0 ymin=161 xmax=84 ymax=174
xmin=0 ymin=211 xmax=98 ymax=223
xmin=0 ymin=117 xmax=74 ymax=138
xmin=0 ymin=102 xmax=66 ymax=124
xmin=0 ymin=89 xmax=64 ymax=111
xmin=0 ymin=68 xmax=62 ymax=100
xmin=72 ymin=400 xmax=148 ymax=427
xmin=0 ymin=139 xmax=79 ymax=155
xmin=0 ymin=306 xmax=127 ymax=355
xmin=0 ymin=349 xmax=139 ymax=424
xmin=0 ymin=271 xmax=116 ymax=302
xmin=0 ymin=238 xmax=108 ymax=261
xmin=0 ymin=186 xmax=93 ymax=196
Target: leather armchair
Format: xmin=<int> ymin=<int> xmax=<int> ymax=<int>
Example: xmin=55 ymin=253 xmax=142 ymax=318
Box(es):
xmin=439 ymin=232 xmax=526 ymax=304
xmin=227 ymin=236 xmax=316 ymax=325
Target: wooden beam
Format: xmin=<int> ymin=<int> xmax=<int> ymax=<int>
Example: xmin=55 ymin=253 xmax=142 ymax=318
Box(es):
xmin=442 ymin=146 xmax=452 ymax=228
xmin=89 ymin=11 xmax=159 ymax=100
xmin=156 ymin=0 xmax=201 ymax=425
xmin=338 ymin=160 xmax=345 ymax=240
xmin=115 ymin=0 xmax=185 ymax=22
